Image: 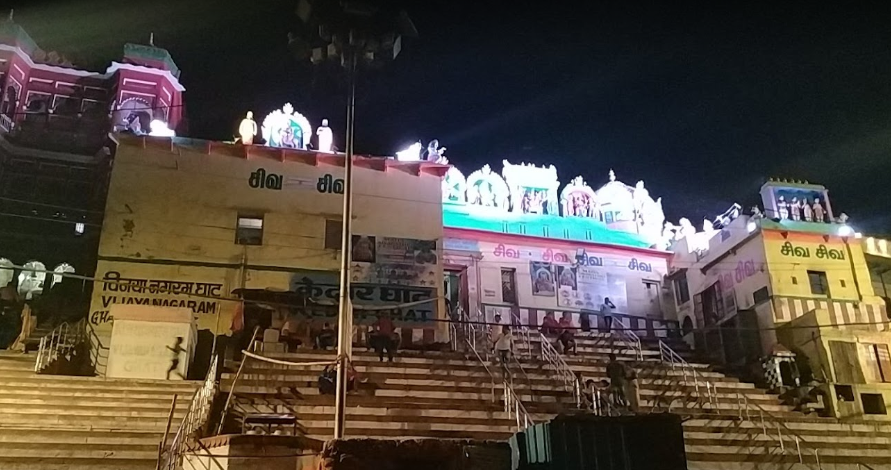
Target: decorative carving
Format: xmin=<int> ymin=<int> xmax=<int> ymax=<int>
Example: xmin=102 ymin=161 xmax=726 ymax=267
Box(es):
xmin=501 ymin=160 xmax=559 ymax=215
xmin=560 ymin=176 xmax=598 ymax=218
xmin=261 ymin=103 xmax=312 ymax=150
xmin=442 ymin=167 xmax=467 ymax=204
xmin=466 ymin=165 xmax=510 ymax=209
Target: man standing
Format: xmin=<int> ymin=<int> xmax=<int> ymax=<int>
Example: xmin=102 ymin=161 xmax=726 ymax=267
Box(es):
xmin=606 ymin=353 xmax=628 ymax=408
xmin=600 ymin=297 xmax=616 ymax=334
xmin=372 ymin=313 xmax=397 ymax=363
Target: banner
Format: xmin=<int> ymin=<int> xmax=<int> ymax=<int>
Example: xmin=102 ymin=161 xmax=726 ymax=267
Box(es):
xmin=530 ymin=261 xmax=556 ymax=297
xmin=557 ymin=265 xmax=627 ymax=311
xmin=350 ymin=235 xmax=439 ymax=287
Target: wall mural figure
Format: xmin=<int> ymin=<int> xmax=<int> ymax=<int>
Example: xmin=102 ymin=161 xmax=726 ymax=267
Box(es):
xmin=261 ymin=103 xmax=312 ymax=150
xmin=465 ymin=164 xmax=510 ymax=209
xmin=502 ymin=160 xmax=560 ymax=215
xmin=560 ymin=176 xmax=598 ymax=218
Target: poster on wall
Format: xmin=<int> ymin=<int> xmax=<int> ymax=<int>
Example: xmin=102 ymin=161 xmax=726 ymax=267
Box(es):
xmin=557 ymin=265 xmax=628 ymax=311
xmin=530 ymin=262 xmax=556 ymax=297
xmin=350 ymin=235 xmax=439 ymax=287
xmin=351 ymin=235 xmax=377 ymax=263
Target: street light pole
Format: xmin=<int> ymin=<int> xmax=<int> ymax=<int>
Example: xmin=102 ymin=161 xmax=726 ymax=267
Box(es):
xmin=333 ymin=47 xmax=358 ymax=440
xmin=288 ymin=0 xmax=417 ymax=440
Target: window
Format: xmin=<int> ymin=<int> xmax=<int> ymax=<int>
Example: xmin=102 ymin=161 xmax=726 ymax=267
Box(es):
xmin=324 ymin=219 xmax=342 ymax=250
xmin=235 ymin=215 xmax=263 ymax=245
xmin=840 ymin=279 xmax=847 ymax=288
xmin=753 ymin=286 xmax=769 ymax=305
xmin=860 ymin=343 xmax=891 ymax=383
xmin=501 ymin=268 xmax=517 ymax=304
xmin=673 ymin=276 xmax=690 ymax=305
xmin=807 ymin=270 xmax=829 ymax=296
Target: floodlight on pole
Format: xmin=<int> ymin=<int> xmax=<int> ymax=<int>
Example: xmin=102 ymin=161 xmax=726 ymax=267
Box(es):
xmin=289 ymin=0 xmax=416 ymax=440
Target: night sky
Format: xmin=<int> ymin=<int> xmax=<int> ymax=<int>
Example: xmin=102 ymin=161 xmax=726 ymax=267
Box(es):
xmin=11 ymin=1 xmax=891 ymax=234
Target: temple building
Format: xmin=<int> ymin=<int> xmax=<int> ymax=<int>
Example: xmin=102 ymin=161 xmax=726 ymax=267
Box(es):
xmin=442 ymin=161 xmax=678 ymax=338
xmin=88 ymin=133 xmax=449 ymax=372
xmin=0 ymin=15 xmax=184 ymax=276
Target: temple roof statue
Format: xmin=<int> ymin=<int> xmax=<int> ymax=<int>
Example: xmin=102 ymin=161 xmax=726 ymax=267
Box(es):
xmin=560 ymin=176 xmax=598 ymax=218
xmin=502 ymin=160 xmax=559 ymax=214
xmin=466 ymin=164 xmax=510 ymax=209
xmin=261 ymin=103 xmax=312 ymax=150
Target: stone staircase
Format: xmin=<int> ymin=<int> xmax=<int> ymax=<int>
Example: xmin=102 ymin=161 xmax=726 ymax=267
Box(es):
xmin=530 ymin=332 xmax=891 ymax=470
xmin=0 ymin=350 xmax=198 ymax=470
xmin=222 ymin=331 xmax=891 ymax=470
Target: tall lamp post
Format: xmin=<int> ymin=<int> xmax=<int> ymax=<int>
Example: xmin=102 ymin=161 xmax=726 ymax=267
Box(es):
xmin=288 ymin=0 xmax=417 ymax=439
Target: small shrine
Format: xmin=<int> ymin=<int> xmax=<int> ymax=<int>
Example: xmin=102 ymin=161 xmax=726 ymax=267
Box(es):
xmin=760 ymin=179 xmax=835 ymax=224
xmin=465 ymin=165 xmax=510 ymax=209
xmin=261 ymin=103 xmax=312 ymax=150
xmin=501 ymin=160 xmax=560 ymax=215
xmin=560 ymin=176 xmax=598 ymax=218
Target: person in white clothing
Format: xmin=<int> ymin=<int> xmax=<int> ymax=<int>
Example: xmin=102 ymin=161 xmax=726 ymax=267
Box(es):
xmin=492 ymin=325 xmax=514 ymax=365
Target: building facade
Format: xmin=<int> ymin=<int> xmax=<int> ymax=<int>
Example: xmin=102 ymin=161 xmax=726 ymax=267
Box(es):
xmin=667 ymin=180 xmax=889 ymax=386
xmin=441 ymin=162 xmax=677 ymax=338
xmin=89 ymin=135 xmax=449 ymax=358
xmin=0 ymin=16 xmax=184 ymax=277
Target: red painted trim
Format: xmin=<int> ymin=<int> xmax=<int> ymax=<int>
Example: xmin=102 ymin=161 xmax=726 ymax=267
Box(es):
xmin=444 ymin=226 xmax=671 ymax=259
xmin=119 ymin=138 xmax=450 ymax=179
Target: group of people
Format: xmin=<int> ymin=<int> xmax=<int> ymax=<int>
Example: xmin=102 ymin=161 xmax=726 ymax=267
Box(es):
xmin=277 ymin=312 xmax=400 ymax=363
xmin=581 ymin=353 xmax=641 ymax=415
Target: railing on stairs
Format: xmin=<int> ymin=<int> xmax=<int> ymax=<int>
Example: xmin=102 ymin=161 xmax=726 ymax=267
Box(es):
xmin=613 ymin=321 xmax=643 ymax=361
xmin=735 ymin=391 xmax=828 ymax=469
xmin=657 ymin=339 xmax=716 ymax=409
xmin=461 ymin=316 xmax=532 ymax=432
xmin=159 ymin=355 xmax=219 ymax=470
xmin=510 ymin=311 xmax=581 ymax=408
xmin=35 ymin=319 xmax=85 ymax=373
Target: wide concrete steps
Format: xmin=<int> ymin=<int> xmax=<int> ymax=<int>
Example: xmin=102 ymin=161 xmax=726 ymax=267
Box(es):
xmin=0 ymin=457 xmax=158 ymax=470
xmin=0 ymin=352 xmax=197 ymax=470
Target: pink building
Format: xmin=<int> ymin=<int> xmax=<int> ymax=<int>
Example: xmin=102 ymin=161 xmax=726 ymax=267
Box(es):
xmin=0 ymin=15 xmax=185 ymax=272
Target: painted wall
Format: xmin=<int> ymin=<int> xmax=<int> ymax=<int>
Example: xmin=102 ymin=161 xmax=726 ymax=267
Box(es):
xmin=762 ymin=230 xmax=875 ymax=301
xmin=90 ymin=138 xmax=447 ymax=341
xmin=444 ymin=228 xmax=670 ymax=319
xmin=670 ymin=216 xmax=771 ymax=330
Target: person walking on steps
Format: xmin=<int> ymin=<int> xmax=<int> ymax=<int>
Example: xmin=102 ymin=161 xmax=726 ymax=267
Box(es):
xmin=371 ymin=313 xmax=397 ymax=363
xmin=606 ymin=353 xmax=628 ymax=409
xmin=492 ymin=325 xmax=514 ymax=375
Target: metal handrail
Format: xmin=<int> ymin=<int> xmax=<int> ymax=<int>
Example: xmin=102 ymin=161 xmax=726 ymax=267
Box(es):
xmin=159 ymin=355 xmax=219 ymax=470
xmin=216 ymin=327 xmax=262 ymax=434
xmin=657 ymin=340 xmax=716 ymax=407
xmin=509 ymin=311 xmax=580 ymax=407
xmin=736 ymin=391 xmax=826 ymax=469
xmin=35 ymin=319 xmax=85 ymax=372
xmin=461 ymin=319 xmax=532 ymax=431
xmin=503 ymin=379 xmax=533 ymax=431
xmin=613 ymin=320 xmax=643 ymax=361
